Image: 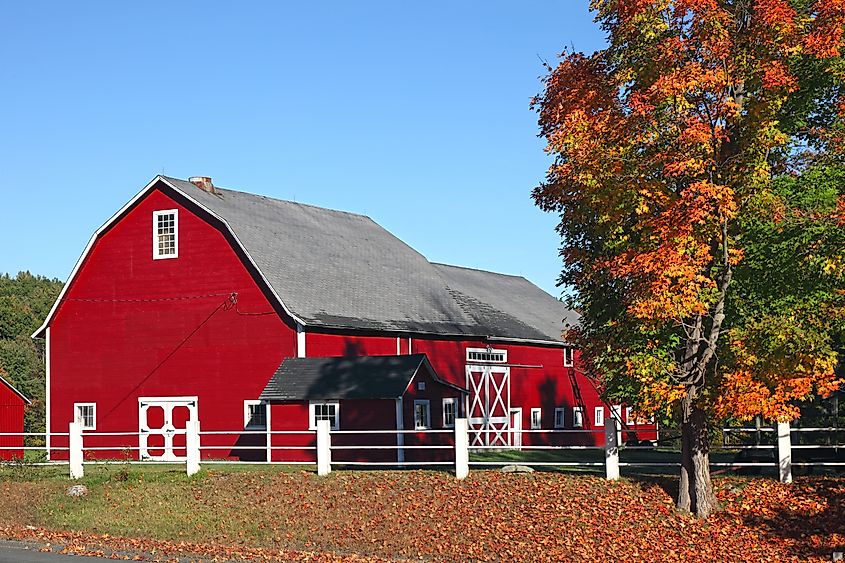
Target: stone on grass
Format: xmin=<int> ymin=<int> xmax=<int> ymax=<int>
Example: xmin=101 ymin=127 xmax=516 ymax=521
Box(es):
xmin=500 ymin=464 xmax=534 ymax=473
xmin=66 ymin=484 xmax=88 ymax=497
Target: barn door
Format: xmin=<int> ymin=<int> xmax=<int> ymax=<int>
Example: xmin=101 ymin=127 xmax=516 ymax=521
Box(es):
xmin=466 ymin=365 xmax=510 ymax=447
xmin=138 ymin=397 xmax=198 ymax=461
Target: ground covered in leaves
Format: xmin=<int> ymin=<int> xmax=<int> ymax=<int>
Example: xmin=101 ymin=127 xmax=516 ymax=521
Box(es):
xmin=0 ymin=466 xmax=843 ymax=561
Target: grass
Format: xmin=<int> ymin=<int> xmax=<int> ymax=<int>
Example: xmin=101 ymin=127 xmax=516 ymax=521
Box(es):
xmin=0 ymin=462 xmax=843 ymax=561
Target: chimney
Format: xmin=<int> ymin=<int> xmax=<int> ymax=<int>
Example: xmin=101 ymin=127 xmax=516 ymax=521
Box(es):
xmin=189 ymin=176 xmax=216 ymax=194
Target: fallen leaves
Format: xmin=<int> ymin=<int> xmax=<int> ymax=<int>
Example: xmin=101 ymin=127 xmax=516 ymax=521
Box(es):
xmin=0 ymin=470 xmax=843 ymax=561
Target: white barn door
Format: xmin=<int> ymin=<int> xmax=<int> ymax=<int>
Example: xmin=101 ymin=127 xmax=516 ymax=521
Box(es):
xmin=138 ymin=396 xmax=198 ymax=461
xmin=466 ymin=365 xmax=510 ymax=447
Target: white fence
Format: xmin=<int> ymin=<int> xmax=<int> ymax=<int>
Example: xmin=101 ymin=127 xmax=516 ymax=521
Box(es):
xmin=1 ymin=419 xmax=844 ymax=483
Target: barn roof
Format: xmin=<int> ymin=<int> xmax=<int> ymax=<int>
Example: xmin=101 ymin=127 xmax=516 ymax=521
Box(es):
xmin=34 ymin=175 xmax=577 ymax=344
xmin=162 ymin=177 xmax=575 ymax=343
xmin=0 ymin=373 xmax=31 ymax=405
xmin=259 ymin=354 xmax=466 ymax=401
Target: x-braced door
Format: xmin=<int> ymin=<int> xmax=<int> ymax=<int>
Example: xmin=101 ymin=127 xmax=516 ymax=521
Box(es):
xmin=466 ymin=365 xmax=510 ymax=447
xmin=138 ymin=396 xmax=198 ymax=461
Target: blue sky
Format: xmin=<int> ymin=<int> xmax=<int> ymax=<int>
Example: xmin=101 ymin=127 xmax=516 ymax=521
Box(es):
xmin=0 ymin=2 xmax=604 ymax=296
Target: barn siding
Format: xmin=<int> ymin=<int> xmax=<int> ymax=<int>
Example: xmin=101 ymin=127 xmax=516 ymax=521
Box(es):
xmin=49 ymin=188 xmax=296 ymax=459
xmin=0 ymin=382 xmax=26 ymax=460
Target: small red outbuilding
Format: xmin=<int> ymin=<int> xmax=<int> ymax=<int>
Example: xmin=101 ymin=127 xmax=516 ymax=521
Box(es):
xmin=0 ymin=373 xmax=30 ymax=461
xmin=259 ymin=354 xmax=467 ymax=464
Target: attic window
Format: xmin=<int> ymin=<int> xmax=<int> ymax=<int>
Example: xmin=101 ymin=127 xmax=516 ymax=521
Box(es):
xmin=153 ymin=210 xmax=178 ymax=259
xmin=466 ymin=348 xmax=507 ymax=364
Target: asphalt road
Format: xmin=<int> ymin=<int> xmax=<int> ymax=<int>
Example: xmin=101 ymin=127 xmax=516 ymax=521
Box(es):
xmin=0 ymin=541 xmax=106 ymax=562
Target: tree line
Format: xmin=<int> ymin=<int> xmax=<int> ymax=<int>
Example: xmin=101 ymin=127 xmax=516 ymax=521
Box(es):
xmin=0 ymin=272 xmax=63 ymax=437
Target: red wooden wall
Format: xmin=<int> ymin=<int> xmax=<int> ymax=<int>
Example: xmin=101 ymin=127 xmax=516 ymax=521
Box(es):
xmin=49 ymin=187 xmax=296 ymax=458
xmin=0 ymin=381 xmax=26 ymax=460
xmin=268 ymin=366 xmax=459 ymax=464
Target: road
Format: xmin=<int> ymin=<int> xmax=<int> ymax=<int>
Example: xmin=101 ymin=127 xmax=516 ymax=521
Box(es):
xmin=0 ymin=541 xmax=106 ymax=562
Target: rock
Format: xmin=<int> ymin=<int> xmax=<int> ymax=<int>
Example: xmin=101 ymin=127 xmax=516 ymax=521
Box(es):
xmin=500 ymin=464 xmax=534 ymax=473
xmin=66 ymin=484 xmax=88 ymax=497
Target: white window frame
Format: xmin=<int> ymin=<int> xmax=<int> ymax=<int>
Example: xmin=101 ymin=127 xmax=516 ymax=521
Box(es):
xmin=554 ymin=407 xmax=565 ymax=429
xmin=152 ymin=209 xmax=179 ymax=260
xmin=417 ymin=381 xmax=426 ymax=391
xmin=530 ymin=408 xmax=542 ymax=430
xmin=414 ymin=400 xmax=431 ymax=430
xmin=626 ymin=406 xmax=634 ymax=425
xmin=243 ymin=400 xmax=267 ymax=429
xmin=572 ymin=406 xmax=584 ymax=428
xmin=74 ymin=402 xmax=96 ymax=431
xmin=309 ymin=401 xmax=340 ymax=431
xmin=442 ymin=397 xmax=458 ymax=428
xmin=466 ymin=347 xmax=507 ymax=363
xmin=594 ymin=406 xmax=605 ymax=427
xmin=563 ymin=347 xmax=575 ymax=367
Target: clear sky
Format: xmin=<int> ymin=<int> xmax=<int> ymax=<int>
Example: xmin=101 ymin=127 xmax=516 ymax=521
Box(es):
xmin=0 ymin=1 xmax=605 ymax=297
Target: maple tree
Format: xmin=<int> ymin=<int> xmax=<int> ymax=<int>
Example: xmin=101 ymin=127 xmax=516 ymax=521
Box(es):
xmin=533 ymin=0 xmax=845 ymax=517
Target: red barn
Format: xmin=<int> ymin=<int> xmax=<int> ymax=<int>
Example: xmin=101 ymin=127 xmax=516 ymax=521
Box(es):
xmin=33 ymin=175 xmax=655 ymax=462
xmin=0 ymin=373 xmax=30 ymax=461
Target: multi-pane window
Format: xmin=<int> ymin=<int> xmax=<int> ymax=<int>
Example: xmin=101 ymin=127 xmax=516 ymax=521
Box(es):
xmin=572 ymin=406 xmax=584 ymax=428
xmin=153 ymin=210 xmax=178 ymax=259
xmin=417 ymin=381 xmax=426 ymax=391
xmin=594 ymin=406 xmax=605 ymax=427
xmin=244 ymin=400 xmax=267 ymax=429
xmin=466 ymin=348 xmax=507 ymax=363
xmin=414 ymin=400 xmax=431 ymax=430
xmin=310 ymin=401 xmax=339 ymax=430
xmin=554 ymin=407 xmax=565 ymax=429
xmin=442 ymin=397 xmax=457 ymax=428
xmin=563 ymin=347 xmax=575 ymax=367
xmin=74 ymin=403 xmax=96 ymax=430
xmin=530 ymin=408 xmax=542 ymax=430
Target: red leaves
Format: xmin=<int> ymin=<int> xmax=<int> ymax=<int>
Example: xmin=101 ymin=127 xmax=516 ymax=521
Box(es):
xmin=1 ymin=471 xmax=843 ymax=561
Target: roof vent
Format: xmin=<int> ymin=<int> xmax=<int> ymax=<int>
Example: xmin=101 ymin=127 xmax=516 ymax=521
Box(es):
xmin=189 ymin=176 xmax=216 ymax=194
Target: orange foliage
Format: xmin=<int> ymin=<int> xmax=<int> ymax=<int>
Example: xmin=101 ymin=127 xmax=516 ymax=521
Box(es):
xmin=535 ymin=0 xmax=845 ymax=423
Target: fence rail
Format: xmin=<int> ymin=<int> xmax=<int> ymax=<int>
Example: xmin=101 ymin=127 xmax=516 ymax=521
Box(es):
xmin=1 ymin=419 xmax=843 ymax=481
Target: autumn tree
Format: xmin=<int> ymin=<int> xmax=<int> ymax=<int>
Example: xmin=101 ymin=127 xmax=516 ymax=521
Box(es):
xmin=533 ymin=0 xmax=845 ymax=517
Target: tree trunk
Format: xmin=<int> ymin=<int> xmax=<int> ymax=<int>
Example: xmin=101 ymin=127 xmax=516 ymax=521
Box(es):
xmin=677 ymin=405 xmax=718 ymax=518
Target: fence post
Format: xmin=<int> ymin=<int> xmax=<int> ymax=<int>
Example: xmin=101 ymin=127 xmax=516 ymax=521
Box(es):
xmin=186 ymin=420 xmax=201 ymax=477
xmin=604 ymin=417 xmax=619 ymax=481
xmin=69 ymin=421 xmax=83 ymax=480
xmin=316 ymin=419 xmax=331 ymax=476
xmin=454 ymin=418 xmax=469 ymax=480
xmin=777 ymin=421 xmax=792 ymax=484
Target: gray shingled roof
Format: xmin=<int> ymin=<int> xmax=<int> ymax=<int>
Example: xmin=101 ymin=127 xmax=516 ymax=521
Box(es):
xmin=260 ymin=354 xmax=465 ymax=400
xmin=162 ymin=176 xmax=574 ymax=343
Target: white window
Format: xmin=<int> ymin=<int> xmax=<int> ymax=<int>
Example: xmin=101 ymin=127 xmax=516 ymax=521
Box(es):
xmin=153 ymin=209 xmax=178 ymax=259
xmin=442 ymin=397 xmax=457 ymax=428
xmin=309 ymin=401 xmax=339 ymax=430
xmin=554 ymin=407 xmax=565 ymax=429
xmin=466 ymin=347 xmax=507 ymax=363
xmin=74 ymin=403 xmax=96 ymax=430
xmin=626 ymin=407 xmax=634 ymax=425
xmin=572 ymin=406 xmax=584 ymax=428
xmin=414 ymin=400 xmax=431 ymax=429
xmin=417 ymin=381 xmax=426 ymax=391
xmin=244 ymin=400 xmax=267 ymax=429
xmin=594 ymin=406 xmax=605 ymax=427
xmin=563 ymin=347 xmax=575 ymax=367
xmin=530 ymin=408 xmax=542 ymax=430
